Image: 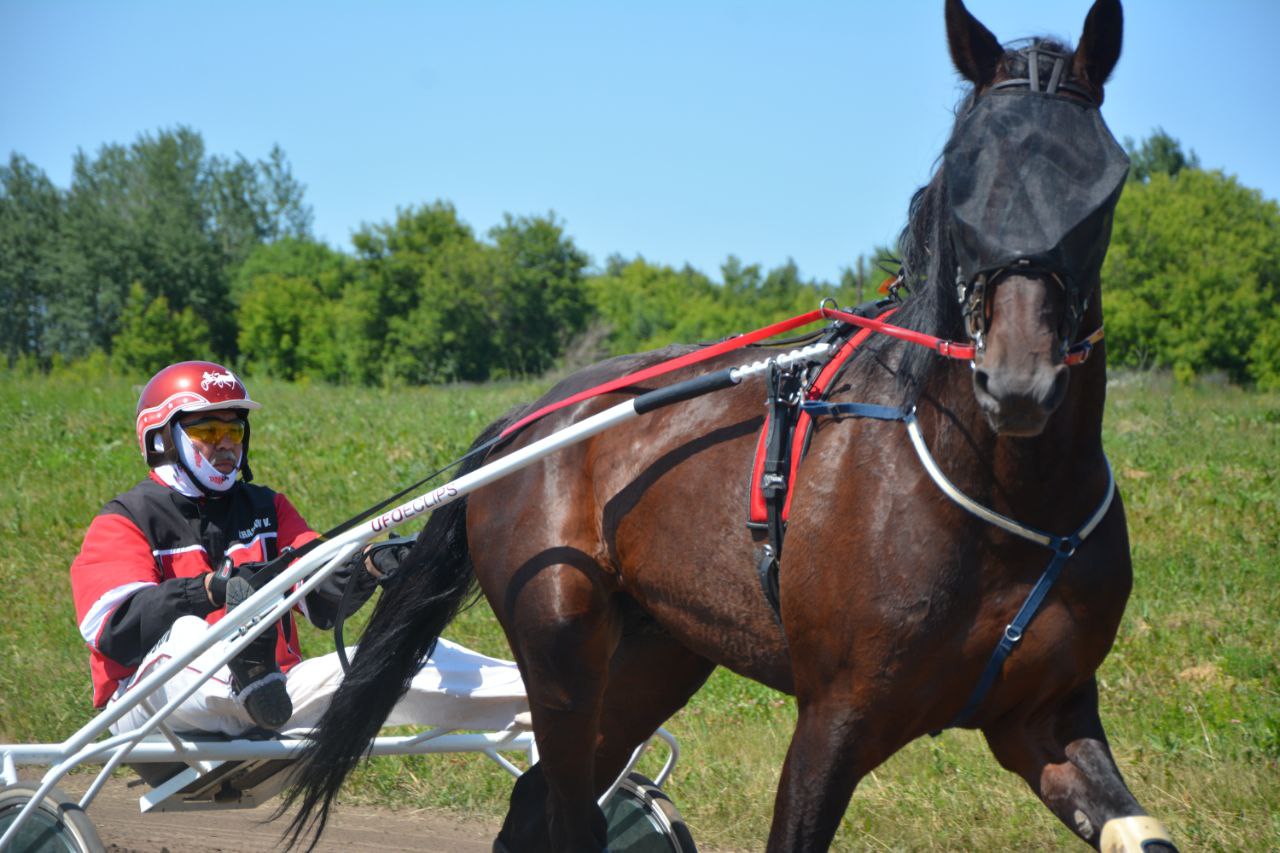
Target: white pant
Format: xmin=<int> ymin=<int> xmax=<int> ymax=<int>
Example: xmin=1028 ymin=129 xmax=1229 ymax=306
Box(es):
xmin=109 ymin=615 xmax=529 ymax=737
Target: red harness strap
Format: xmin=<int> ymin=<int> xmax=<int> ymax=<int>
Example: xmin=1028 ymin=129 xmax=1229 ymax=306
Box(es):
xmin=500 ymin=300 xmax=1097 ymax=444
xmin=821 ymin=307 xmax=976 ymax=360
xmin=499 ymin=309 xmax=828 ymax=439
xmin=748 ymin=309 xmax=897 ymax=525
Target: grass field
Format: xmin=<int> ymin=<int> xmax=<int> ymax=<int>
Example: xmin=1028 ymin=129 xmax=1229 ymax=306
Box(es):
xmin=1 ymin=363 xmax=1276 ymax=851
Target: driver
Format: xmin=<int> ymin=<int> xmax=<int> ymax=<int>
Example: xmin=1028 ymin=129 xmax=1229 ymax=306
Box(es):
xmin=68 ymin=360 xmax=522 ymax=737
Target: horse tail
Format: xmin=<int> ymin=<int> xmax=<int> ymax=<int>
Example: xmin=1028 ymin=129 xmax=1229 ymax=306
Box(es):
xmin=280 ymin=416 xmax=512 ymax=851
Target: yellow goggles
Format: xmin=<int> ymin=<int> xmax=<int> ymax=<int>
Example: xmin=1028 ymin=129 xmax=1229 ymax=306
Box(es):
xmin=181 ymin=417 xmax=246 ymax=445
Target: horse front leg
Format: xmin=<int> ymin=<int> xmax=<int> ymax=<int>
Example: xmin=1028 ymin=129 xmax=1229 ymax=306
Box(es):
xmin=983 ymin=677 xmax=1178 ymax=851
xmin=767 ymin=694 xmax=878 ymax=852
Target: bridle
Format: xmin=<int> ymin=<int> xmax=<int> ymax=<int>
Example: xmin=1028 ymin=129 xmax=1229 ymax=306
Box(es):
xmin=951 ymin=44 xmax=1104 ymax=365
xmin=957 ymin=261 xmax=1088 ymax=363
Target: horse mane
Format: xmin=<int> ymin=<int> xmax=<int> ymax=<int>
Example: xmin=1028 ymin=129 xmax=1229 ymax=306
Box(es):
xmin=857 ymin=37 xmax=1075 ymax=401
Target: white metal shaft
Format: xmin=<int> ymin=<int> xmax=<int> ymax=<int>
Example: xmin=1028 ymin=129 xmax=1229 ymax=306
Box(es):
xmin=355 ymin=341 xmax=833 ymax=541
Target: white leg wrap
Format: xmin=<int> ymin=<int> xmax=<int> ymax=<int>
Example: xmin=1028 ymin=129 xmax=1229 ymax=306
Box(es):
xmin=1100 ymin=816 xmax=1173 ymax=852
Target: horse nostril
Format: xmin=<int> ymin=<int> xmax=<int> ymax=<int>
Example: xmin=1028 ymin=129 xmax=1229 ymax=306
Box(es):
xmin=1043 ymin=365 xmax=1070 ymax=412
xmin=974 ymin=368 xmax=992 ymax=398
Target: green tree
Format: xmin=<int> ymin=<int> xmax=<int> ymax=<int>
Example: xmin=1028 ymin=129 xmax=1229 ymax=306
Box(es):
xmin=588 ymin=254 xmax=854 ymax=357
xmin=384 ymin=239 xmax=495 ymax=383
xmin=350 ymin=202 xmax=474 ymax=324
xmin=1103 ymin=168 xmax=1280 ymax=382
xmin=1124 ymin=127 xmax=1201 ymax=183
xmin=47 ymin=127 xmax=312 ymax=361
xmin=63 ymin=128 xmax=225 ymax=350
xmin=353 ymin=201 xmax=473 ymax=261
xmin=111 ymin=282 xmax=213 ymax=376
xmin=233 ymin=237 xmax=352 ymax=304
xmin=587 ymin=258 xmax=720 ymax=354
xmin=236 ymin=273 xmax=333 ymax=381
xmin=348 ymin=202 xmax=479 ymax=383
xmin=206 ymin=145 xmax=311 ymax=270
xmin=712 ymin=256 xmax=843 ymax=339
xmin=0 ymin=155 xmax=67 ymax=365
xmin=233 ymin=238 xmax=355 ymax=382
xmin=488 ymin=213 xmax=590 ymax=376
xmin=720 ymin=255 xmax=764 ymax=299
xmin=1249 ymin=316 xmax=1280 ymax=390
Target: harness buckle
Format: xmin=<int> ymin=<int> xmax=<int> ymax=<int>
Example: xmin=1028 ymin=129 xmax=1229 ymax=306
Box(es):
xmin=960 ymin=273 xmax=988 ymax=354
xmin=1003 ymin=624 xmax=1024 ymax=645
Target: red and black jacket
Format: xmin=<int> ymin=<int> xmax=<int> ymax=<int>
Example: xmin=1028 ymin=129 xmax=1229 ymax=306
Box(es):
xmin=70 ymin=472 xmax=321 ymax=708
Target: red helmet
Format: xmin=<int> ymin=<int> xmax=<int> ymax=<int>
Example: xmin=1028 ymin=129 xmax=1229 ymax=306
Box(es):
xmin=135 ymin=361 xmax=261 ymax=471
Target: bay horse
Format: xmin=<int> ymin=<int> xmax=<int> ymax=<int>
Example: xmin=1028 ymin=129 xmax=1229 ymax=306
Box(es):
xmin=286 ymin=1 xmax=1177 ymax=850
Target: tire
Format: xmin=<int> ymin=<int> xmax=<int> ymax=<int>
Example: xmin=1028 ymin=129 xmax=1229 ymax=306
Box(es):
xmin=0 ymin=783 xmax=104 ymax=853
xmin=603 ymin=772 xmax=698 ymax=853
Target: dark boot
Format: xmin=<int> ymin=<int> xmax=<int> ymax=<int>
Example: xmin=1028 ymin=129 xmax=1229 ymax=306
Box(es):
xmin=224 ymin=576 xmax=292 ymax=731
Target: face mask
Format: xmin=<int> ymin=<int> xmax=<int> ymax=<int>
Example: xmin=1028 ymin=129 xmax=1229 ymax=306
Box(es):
xmin=944 ymin=89 xmax=1129 ymax=290
xmin=174 ymin=422 xmax=242 ymax=493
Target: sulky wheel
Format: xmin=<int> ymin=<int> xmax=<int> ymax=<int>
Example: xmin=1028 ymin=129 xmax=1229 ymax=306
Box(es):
xmin=0 ymin=783 xmax=104 ymax=853
xmin=602 ymin=772 xmax=697 ymax=853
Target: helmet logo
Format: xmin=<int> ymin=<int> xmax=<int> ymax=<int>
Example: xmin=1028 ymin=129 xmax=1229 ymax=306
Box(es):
xmin=201 ymin=370 xmax=238 ymax=391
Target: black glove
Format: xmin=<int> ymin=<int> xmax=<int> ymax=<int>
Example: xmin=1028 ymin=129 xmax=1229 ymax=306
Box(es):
xmin=363 ymin=536 xmax=414 ymax=583
xmin=335 ymin=548 xmax=379 ymax=611
xmin=303 ymin=539 xmax=409 ymax=630
xmin=206 ymin=557 xmax=271 ymax=608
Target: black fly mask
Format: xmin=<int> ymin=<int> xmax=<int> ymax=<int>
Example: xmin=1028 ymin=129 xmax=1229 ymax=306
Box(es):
xmin=943 ymin=46 xmax=1129 ymax=353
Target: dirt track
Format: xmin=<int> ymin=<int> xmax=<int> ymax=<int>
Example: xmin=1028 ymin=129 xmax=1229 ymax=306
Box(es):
xmin=55 ymin=775 xmax=498 ymax=852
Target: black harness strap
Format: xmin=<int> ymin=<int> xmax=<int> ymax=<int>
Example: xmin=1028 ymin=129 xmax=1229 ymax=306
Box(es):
xmin=800 ymin=402 xmax=911 ymax=422
xmin=755 ymin=361 xmax=803 ymax=624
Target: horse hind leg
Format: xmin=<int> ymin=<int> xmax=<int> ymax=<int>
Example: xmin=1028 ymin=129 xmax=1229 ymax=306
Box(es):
xmin=497 ymin=602 xmax=715 ymax=853
xmin=493 ymin=549 xmax=617 ymax=853
xmin=983 ymin=677 xmax=1178 ymax=852
xmin=593 ymin=613 xmax=716 ymax=786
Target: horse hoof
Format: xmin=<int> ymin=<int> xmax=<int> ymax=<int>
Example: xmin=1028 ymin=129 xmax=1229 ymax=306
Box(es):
xmin=1100 ymin=816 xmax=1177 ymax=853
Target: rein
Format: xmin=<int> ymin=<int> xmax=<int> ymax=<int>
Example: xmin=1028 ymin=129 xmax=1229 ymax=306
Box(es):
xmin=504 ymin=290 xmax=1104 ymax=443
xmin=499 ymin=296 xmax=1102 ymax=442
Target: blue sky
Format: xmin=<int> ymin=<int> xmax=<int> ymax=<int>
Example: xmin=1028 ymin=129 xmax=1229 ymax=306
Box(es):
xmin=3 ymin=1 xmax=1277 ymax=284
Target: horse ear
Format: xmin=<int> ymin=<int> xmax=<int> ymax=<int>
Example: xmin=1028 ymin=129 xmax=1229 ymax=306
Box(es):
xmin=945 ymin=0 xmax=1004 ymax=88
xmin=1073 ymin=0 xmax=1123 ymax=93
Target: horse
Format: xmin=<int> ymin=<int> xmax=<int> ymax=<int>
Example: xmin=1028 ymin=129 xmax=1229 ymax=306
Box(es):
xmin=284 ymin=1 xmax=1177 ymax=850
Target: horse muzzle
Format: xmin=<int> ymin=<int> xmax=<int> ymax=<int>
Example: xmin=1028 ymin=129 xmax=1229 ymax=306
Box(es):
xmin=972 ymin=358 xmax=1069 ymax=436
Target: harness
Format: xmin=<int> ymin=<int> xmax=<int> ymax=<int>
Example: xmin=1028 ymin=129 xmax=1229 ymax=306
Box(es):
xmin=743 ymin=292 xmax=1108 ymax=731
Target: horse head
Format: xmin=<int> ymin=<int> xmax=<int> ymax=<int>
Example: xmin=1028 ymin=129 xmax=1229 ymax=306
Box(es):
xmin=943 ymin=0 xmax=1127 ymax=436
